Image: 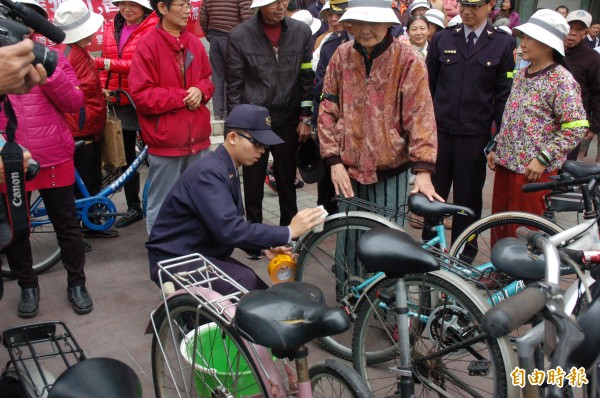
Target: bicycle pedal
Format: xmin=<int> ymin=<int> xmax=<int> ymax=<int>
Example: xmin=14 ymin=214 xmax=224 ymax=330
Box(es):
xmin=467 ymin=359 xmax=491 ymax=376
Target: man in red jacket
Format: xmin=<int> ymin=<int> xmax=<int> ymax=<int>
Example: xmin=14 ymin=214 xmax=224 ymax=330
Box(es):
xmin=129 ymin=0 xmax=214 ymax=234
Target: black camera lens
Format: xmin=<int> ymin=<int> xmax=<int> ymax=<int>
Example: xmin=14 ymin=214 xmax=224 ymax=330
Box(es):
xmin=32 ymin=42 xmax=57 ymax=77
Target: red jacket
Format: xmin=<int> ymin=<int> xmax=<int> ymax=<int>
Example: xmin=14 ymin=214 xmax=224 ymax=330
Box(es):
xmin=96 ymin=12 xmax=159 ymax=105
xmin=129 ymin=25 xmax=214 ymax=157
xmin=62 ymin=44 xmax=106 ymax=140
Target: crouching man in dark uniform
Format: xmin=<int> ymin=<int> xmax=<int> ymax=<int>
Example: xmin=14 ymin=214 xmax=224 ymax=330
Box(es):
xmin=146 ymin=104 xmax=325 ymax=294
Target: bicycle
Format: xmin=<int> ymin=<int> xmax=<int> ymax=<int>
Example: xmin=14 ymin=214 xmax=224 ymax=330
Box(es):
xmin=1 ymin=321 xmax=141 ymax=397
xmin=0 ymin=90 xmax=151 ymax=278
xmin=293 ymin=194 xmax=563 ymax=361
xmin=351 ymin=166 xmax=600 ymax=397
xmin=149 ymin=253 xmax=373 ymax=398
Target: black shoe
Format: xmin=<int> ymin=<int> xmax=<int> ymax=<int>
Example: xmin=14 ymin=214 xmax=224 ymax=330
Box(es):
xmin=245 ymin=251 xmax=264 ymax=260
xmin=18 ymin=287 xmax=40 ymax=318
xmin=83 ymin=241 xmax=92 ymax=253
xmin=67 ymin=286 xmax=93 ymax=315
xmin=82 ymin=228 xmax=119 ymax=239
xmin=115 ymin=206 xmax=143 ymax=228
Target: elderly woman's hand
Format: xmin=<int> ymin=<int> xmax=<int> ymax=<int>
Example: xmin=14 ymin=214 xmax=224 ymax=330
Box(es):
xmin=524 ymin=158 xmax=546 ymax=182
xmin=331 ymin=163 xmax=354 ymax=197
xmin=486 ymin=151 xmax=496 ymax=171
xmin=411 ymin=171 xmax=444 ymax=202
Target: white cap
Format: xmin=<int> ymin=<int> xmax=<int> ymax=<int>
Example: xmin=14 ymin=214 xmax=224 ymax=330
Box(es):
xmin=425 ymin=8 xmax=444 ymax=28
xmin=16 ymin=0 xmax=47 ymax=18
xmin=292 ymin=10 xmax=322 ymax=34
xmin=498 ymin=25 xmax=512 ymax=35
xmin=250 ymin=0 xmax=277 ymax=8
xmin=340 ymin=0 xmax=400 ymax=25
xmin=513 ymin=9 xmax=569 ymax=56
xmin=447 ymin=14 xmax=461 ymax=27
xmin=112 ymin=0 xmax=152 ymax=10
xmin=54 ymin=0 xmax=104 ymax=44
xmin=565 ymin=10 xmax=592 ymax=28
xmin=409 ymin=0 xmax=430 ymax=15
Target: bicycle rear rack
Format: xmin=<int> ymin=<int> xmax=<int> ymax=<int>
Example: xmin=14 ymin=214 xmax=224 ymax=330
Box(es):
xmin=2 ymin=321 xmax=86 ymax=398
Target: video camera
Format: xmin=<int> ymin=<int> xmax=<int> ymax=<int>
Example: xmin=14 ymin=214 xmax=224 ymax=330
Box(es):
xmin=0 ymin=0 xmax=66 ymax=77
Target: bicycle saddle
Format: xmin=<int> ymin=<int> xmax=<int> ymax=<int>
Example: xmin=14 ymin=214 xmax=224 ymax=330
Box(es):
xmin=408 ymin=194 xmax=476 ymax=218
xmin=233 ymin=282 xmax=350 ymax=351
xmin=490 ymin=238 xmax=574 ymax=280
xmin=562 ymin=160 xmax=600 ymax=178
xmin=356 ymin=227 xmax=439 ymax=278
xmin=47 ymin=358 xmax=141 ymax=398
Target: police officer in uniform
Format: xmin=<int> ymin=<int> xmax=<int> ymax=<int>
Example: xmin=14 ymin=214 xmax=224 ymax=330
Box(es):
xmin=423 ymin=0 xmax=515 ymax=248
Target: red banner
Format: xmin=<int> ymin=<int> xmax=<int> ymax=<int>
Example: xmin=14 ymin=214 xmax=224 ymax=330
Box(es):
xmin=35 ymin=0 xmax=204 ymax=53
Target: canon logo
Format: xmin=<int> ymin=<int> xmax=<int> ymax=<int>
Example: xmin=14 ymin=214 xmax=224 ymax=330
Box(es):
xmin=11 ymin=172 xmax=22 ymax=207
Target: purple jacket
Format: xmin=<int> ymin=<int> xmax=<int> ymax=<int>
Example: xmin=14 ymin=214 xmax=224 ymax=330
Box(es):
xmin=2 ymin=52 xmax=83 ymax=167
xmin=492 ymin=10 xmax=521 ymax=30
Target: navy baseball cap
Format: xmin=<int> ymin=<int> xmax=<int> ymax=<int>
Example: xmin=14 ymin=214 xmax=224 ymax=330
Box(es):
xmin=225 ymin=104 xmax=284 ymax=146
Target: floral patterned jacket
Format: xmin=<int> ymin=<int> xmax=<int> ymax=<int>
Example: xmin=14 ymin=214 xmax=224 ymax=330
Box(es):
xmin=318 ymin=35 xmax=437 ymax=185
xmin=495 ymin=65 xmax=588 ymax=174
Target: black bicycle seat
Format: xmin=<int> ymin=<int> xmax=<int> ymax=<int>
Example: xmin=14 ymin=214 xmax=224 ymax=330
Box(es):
xmin=490 ymin=238 xmax=574 ymax=280
xmin=562 ymin=160 xmax=600 ymax=178
xmin=408 ymin=194 xmax=476 ymax=218
xmin=47 ymin=358 xmax=141 ymax=398
xmin=233 ymin=282 xmax=349 ymax=351
xmin=357 ymin=227 xmax=439 ymax=278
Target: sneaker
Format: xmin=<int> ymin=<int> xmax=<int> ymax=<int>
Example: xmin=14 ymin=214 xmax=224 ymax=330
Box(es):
xmin=265 ymin=171 xmax=278 ymax=193
xmin=82 ymin=228 xmax=119 ymax=239
xmin=83 ymin=241 xmax=92 ymax=253
xmin=115 ymin=206 xmax=143 ymax=228
xmin=246 ymin=251 xmax=264 ymax=260
xmin=67 ymin=285 xmax=93 ymax=315
xmin=18 ymin=287 xmax=39 ymax=318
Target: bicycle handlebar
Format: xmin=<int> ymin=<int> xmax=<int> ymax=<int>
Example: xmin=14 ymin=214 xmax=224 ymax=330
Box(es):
xmin=482 ymin=286 xmax=548 ymax=339
xmin=107 ymin=89 xmax=137 ymax=112
xmin=522 ymin=175 xmax=597 ymax=193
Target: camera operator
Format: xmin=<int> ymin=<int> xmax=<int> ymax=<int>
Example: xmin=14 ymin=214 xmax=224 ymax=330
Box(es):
xmin=0 ymin=39 xmax=47 ymax=95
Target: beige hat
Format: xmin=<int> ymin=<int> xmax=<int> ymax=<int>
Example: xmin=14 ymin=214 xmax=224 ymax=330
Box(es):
xmin=340 ymin=0 xmax=400 ymax=25
xmin=16 ymin=0 xmax=47 ymax=18
xmin=513 ymin=9 xmax=569 ymax=56
xmin=409 ymin=0 xmax=430 ymax=14
xmin=292 ymin=10 xmax=322 ymax=33
xmin=250 ymin=0 xmax=277 ymax=8
xmin=112 ymin=0 xmax=152 ymax=10
xmin=566 ymin=10 xmax=592 ymax=28
xmin=54 ymin=0 xmax=104 ymax=44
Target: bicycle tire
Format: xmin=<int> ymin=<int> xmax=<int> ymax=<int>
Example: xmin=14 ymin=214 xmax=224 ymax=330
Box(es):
xmin=449 ymin=211 xmax=563 ymax=268
xmin=352 ymin=273 xmax=513 ymax=398
xmin=151 ymin=294 xmax=268 ymax=398
xmin=1 ymin=193 xmax=61 ymax=278
xmin=309 ymin=358 xmax=373 ymax=398
xmin=295 ymin=216 xmax=395 ymax=361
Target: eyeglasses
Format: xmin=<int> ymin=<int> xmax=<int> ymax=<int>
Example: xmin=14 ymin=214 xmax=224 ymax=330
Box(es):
xmin=171 ymin=1 xmax=191 ymax=9
xmin=237 ymin=132 xmax=269 ymax=149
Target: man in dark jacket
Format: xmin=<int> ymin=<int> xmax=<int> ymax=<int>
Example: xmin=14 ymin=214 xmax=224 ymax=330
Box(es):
xmin=424 ymin=0 xmax=515 ymax=247
xmin=226 ymin=0 xmax=315 ymax=259
xmin=200 ymin=0 xmax=253 ymax=120
xmin=564 ymin=11 xmax=600 ymax=162
xmin=146 ymin=104 xmax=325 ymax=294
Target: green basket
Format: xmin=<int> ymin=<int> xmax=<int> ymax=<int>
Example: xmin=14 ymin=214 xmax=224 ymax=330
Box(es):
xmin=180 ymin=323 xmax=261 ymax=397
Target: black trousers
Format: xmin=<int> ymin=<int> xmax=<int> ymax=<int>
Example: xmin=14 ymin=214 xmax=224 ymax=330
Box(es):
xmin=121 ymin=129 xmax=141 ymax=208
xmin=5 ymin=185 xmax=86 ymax=289
xmin=74 ymin=139 xmax=102 ymax=197
xmin=243 ymin=124 xmax=298 ymax=226
xmin=423 ymin=132 xmax=489 ymax=244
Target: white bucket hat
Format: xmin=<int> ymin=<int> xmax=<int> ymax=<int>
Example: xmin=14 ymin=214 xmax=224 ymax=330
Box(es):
xmin=292 ymin=10 xmax=322 ymax=34
xmin=513 ymin=9 xmax=569 ymax=56
xmin=340 ymin=0 xmax=400 ymax=24
xmin=111 ymin=0 xmax=152 ymax=10
xmin=54 ymin=0 xmax=104 ymax=44
xmin=16 ymin=0 xmax=47 ymax=18
xmin=409 ymin=0 xmax=430 ymax=15
xmin=425 ymin=8 xmax=444 ymax=28
xmin=250 ymin=0 xmax=277 ymax=8
xmin=447 ymin=14 xmax=461 ymax=27
xmin=319 ymin=1 xmax=331 ymax=19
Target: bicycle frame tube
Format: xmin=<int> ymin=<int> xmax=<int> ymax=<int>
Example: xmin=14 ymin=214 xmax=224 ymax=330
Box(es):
xmin=75 ymin=170 xmax=91 ymax=197
xmin=29 ymin=195 xmax=48 ymax=226
xmin=98 ymin=145 xmax=148 ymax=198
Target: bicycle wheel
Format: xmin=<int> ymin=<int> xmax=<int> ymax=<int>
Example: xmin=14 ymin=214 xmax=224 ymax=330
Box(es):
xmin=151 ymin=294 xmax=268 ymax=398
xmin=295 ymin=216 xmax=396 ymax=361
xmin=352 ymin=273 xmax=513 ymax=398
xmin=309 ymin=358 xmax=373 ymax=398
xmin=1 ymin=193 xmax=61 ymax=278
xmin=449 ymin=212 xmax=563 ymax=267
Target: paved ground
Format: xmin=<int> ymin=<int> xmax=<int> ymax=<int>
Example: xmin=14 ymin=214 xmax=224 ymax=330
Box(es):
xmin=0 ymin=109 xmax=595 ymax=396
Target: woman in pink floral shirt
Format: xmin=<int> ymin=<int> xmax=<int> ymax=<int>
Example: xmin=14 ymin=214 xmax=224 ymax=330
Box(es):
xmin=487 ymin=9 xmax=588 ymax=239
